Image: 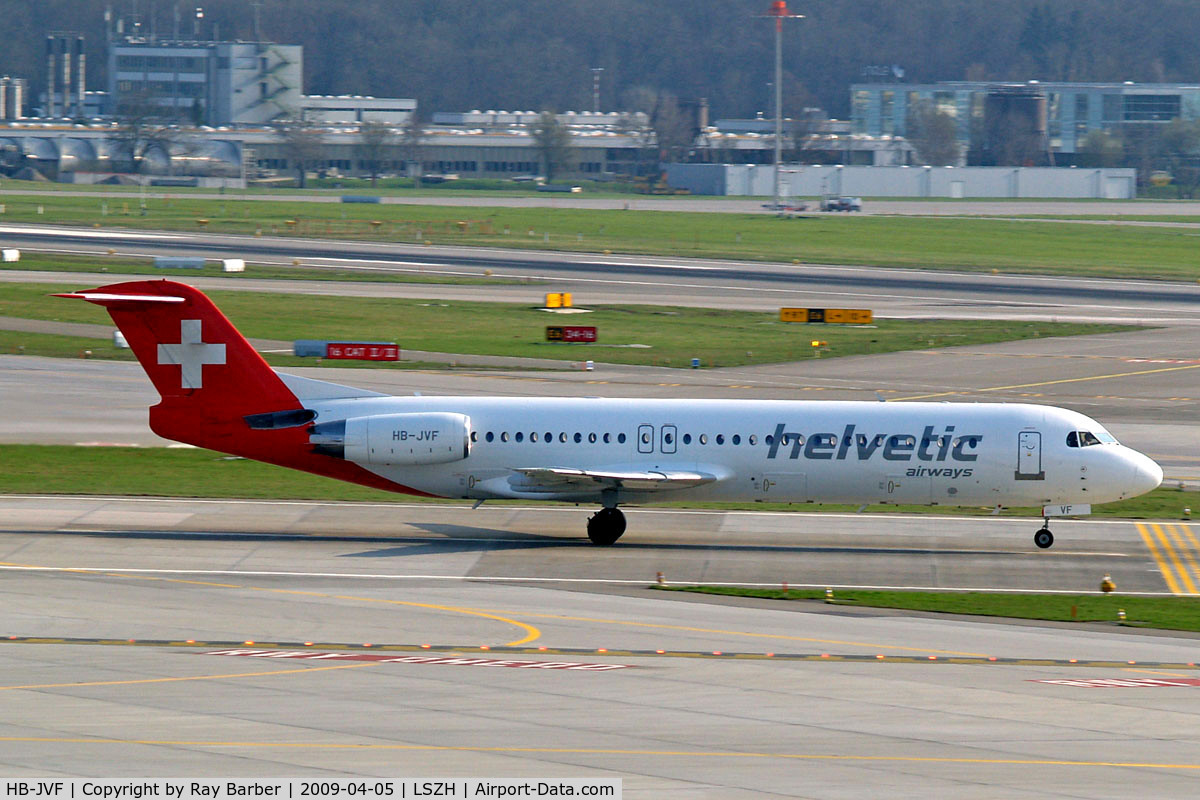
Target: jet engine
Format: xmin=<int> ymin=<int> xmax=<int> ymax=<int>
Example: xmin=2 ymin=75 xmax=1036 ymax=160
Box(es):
xmin=310 ymin=412 xmax=471 ymax=466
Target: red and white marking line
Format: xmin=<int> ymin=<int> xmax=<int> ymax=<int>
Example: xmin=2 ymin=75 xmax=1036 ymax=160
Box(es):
xmin=202 ymin=649 xmax=632 ymax=671
xmin=1031 ymin=678 xmax=1200 ymax=688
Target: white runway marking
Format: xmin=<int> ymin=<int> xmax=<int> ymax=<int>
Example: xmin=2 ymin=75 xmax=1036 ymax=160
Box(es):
xmin=0 ymin=564 xmax=1161 ymax=593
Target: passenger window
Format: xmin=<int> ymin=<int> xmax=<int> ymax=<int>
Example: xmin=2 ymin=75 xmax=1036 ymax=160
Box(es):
xmin=749 ymin=435 xmax=758 ymax=446
xmin=664 ymin=432 xmax=674 ymax=444
xmin=574 ymin=432 xmax=582 ymax=443
xmin=588 ymin=433 xmax=597 ymax=443
xmin=618 ymin=433 xmax=627 ymax=443
xmin=1066 ymin=431 xmax=1078 ymax=448
xmin=641 ymin=431 xmax=651 ymax=444
xmin=545 ymin=431 xmax=553 ymax=443
xmin=716 ymin=434 xmax=724 ymax=445
xmin=470 ymin=431 xmax=478 ymax=442
xmin=732 ymin=434 xmax=741 ymax=445
xmin=515 ymin=432 xmax=523 ymax=442
xmin=683 ymin=433 xmax=692 ymax=444
xmin=485 ymin=431 xmax=494 ymax=443
xmin=559 ymin=432 xmax=567 ymax=443
xmin=531 ymin=432 xmax=538 ymax=442
xmin=699 ymin=434 xmax=708 ymax=445
xmin=499 ymin=432 xmax=508 ymax=442
xmin=603 ymin=433 xmax=611 ymax=443
xmin=765 ymin=435 xmax=774 ymax=446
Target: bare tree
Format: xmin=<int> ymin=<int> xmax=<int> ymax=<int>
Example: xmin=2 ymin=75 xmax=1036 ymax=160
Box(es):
xmin=1076 ymin=130 xmax=1125 ymax=168
xmin=400 ymin=107 xmax=427 ymax=188
xmin=109 ymin=90 xmax=179 ymax=174
xmin=1152 ymin=119 xmax=1200 ymax=198
xmin=623 ymin=87 xmax=696 ymax=169
xmin=530 ymin=110 xmax=574 ymax=182
xmin=273 ymin=118 xmax=325 ymax=188
xmin=905 ymin=100 xmax=961 ymax=166
xmin=355 ymin=120 xmax=397 ymax=187
xmin=614 ymin=111 xmax=656 ymax=176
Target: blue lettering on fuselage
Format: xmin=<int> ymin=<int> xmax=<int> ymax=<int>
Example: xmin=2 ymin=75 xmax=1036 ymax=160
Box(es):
xmin=766 ymin=423 xmax=980 ymax=462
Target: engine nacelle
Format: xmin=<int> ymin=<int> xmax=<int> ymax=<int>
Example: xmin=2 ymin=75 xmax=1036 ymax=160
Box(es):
xmin=310 ymin=412 xmax=471 ymax=466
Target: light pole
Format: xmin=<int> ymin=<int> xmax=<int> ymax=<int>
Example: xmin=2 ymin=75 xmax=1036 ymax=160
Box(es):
xmin=591 ymin=67 xmax=604 ymax=114
xmin=759 ymin=1 xmax=803 ymax=210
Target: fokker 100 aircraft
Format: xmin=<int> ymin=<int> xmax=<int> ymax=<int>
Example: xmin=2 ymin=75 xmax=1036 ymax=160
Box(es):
xmin=58 ymin=280 xmax=1163 ymax=547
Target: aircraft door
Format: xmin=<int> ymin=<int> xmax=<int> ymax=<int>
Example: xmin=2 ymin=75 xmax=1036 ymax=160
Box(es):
xmin=660 ymin=424 xmax=677 ymax=454
xmin=1015 ymin=431 xmax=1044 ymax=480
xmin=637 ymin=424 xmax=654 ymax=454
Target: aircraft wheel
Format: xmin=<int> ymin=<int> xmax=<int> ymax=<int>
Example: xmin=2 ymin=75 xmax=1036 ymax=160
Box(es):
xmin=1034 ymin=528 xmax=1054 ymax=549
xmin=587 ymin=507 xmax=627 ymax=546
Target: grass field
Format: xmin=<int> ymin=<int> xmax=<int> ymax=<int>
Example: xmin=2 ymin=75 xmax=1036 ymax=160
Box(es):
xmin=0 ymin=281 xmax=1139 ymax=369
xmin=653 ymin=586 xmax=1200 ymax=633
xmin=0 ymin=445 xmax=1189 ymax=520
xmin=5 ymin=192 xmax=1200 ymax=278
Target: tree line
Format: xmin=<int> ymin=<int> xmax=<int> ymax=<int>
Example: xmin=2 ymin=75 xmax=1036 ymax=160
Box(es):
xmin=7 ymin=0 xmax=1200 ymax=121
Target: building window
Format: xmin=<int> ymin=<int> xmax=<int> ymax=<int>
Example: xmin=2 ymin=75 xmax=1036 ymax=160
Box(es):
xmin=852 ymin=90 xmax=870 ymax=133
xmin=1124 ymin=94 xmax=1181 ymax=122
xmin=1102 ymin=94 xmax=1122 ymax=122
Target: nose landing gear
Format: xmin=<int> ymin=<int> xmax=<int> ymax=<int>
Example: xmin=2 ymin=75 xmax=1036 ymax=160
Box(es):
xmin=1034 ymin=519 xmax=1054 ymax=549
xmin=587 ymin=507 xmax=626 ymax=545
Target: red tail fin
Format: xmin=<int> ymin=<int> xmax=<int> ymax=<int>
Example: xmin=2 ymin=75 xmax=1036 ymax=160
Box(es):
xmin=56 ymin=279 xmax=427 ymax=496
xmin=56 ymin=279 xmax=298 ymax=416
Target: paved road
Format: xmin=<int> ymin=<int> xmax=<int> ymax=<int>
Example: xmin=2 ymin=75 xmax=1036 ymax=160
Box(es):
xmin=1 ymin=508 xmax=1199 ymax=795
xmin=8 ymin=187 xmax=1200 ymax=216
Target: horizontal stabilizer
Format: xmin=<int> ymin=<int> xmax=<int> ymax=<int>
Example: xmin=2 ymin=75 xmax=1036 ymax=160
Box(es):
xmin=53 ymin=291 xmax=185 ymax=304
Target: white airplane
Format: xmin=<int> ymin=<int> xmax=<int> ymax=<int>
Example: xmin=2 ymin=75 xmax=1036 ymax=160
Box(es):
xmin=57 ymin=279 xmax=1163 ymax=548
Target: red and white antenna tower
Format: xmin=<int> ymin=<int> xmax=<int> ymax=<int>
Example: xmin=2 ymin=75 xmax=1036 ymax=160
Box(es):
xmin=758 ymin=1 xmax=804 ymax=211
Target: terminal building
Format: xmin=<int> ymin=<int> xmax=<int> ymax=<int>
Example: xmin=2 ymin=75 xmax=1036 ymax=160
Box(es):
xmin=850 ymin=80 xmax=1200 ymax=160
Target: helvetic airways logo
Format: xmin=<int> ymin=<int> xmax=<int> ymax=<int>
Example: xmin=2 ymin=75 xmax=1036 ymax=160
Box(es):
xmin=766 ymin=423 xmax=981 ymax=462
xmin=156 ymin=319 xmax=226 ymax=389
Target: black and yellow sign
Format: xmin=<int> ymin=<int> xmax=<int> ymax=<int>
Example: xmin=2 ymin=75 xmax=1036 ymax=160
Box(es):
xmin=780 ymin=308 xmax=873 ymax=324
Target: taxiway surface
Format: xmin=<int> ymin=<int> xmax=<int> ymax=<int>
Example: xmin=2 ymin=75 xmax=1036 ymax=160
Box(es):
xmin=4 ymin=222 xmax=1200 ymax=325
xmin=1 ymin=512 xmax=1199 ymax=796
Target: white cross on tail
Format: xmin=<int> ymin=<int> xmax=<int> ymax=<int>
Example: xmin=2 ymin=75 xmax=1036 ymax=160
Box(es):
xmin=156 ymin=319 xmax=226 ymax=389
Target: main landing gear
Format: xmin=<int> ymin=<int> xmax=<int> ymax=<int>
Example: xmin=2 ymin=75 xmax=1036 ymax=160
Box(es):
xmin=1034 ymin=519 xmax=1054 ymax=549
xmin=587 ymin=507 xmax=626 ymax=546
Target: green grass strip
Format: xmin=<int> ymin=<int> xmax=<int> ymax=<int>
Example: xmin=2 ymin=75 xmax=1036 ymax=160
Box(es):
xmin=1 ymin=281 xmax=1140 ymax=369
xmin=654 ymin=586 xmax=1200 ymax=632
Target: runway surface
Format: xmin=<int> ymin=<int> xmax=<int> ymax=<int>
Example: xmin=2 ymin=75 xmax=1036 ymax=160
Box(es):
xmin=2 ymin=502 xmax=1200 ymax=795
xmin=4 ymin=222 xmax=1200 ymax=324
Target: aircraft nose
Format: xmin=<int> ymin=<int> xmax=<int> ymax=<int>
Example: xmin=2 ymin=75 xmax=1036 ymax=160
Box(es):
xmin=1129 ymin=451 xmax=1163 ymax=496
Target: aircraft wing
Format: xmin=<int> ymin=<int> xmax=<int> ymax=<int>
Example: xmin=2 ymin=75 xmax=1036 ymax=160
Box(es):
xmin=510 ymin=466 xmax=718 ymax=492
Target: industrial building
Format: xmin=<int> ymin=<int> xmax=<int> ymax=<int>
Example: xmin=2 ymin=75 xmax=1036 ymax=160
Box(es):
xmin=107 ymin=38 xmax=303 ymax=125
xmin=665 ymin=163 xmax=1137 ymax=198
xmin=851 ymin=80 xmax=1200 ymax=160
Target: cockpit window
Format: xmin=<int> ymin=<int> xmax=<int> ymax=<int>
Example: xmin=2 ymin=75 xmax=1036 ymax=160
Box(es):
xmin=1068 ymin=430 xmax=1114 ymax=447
